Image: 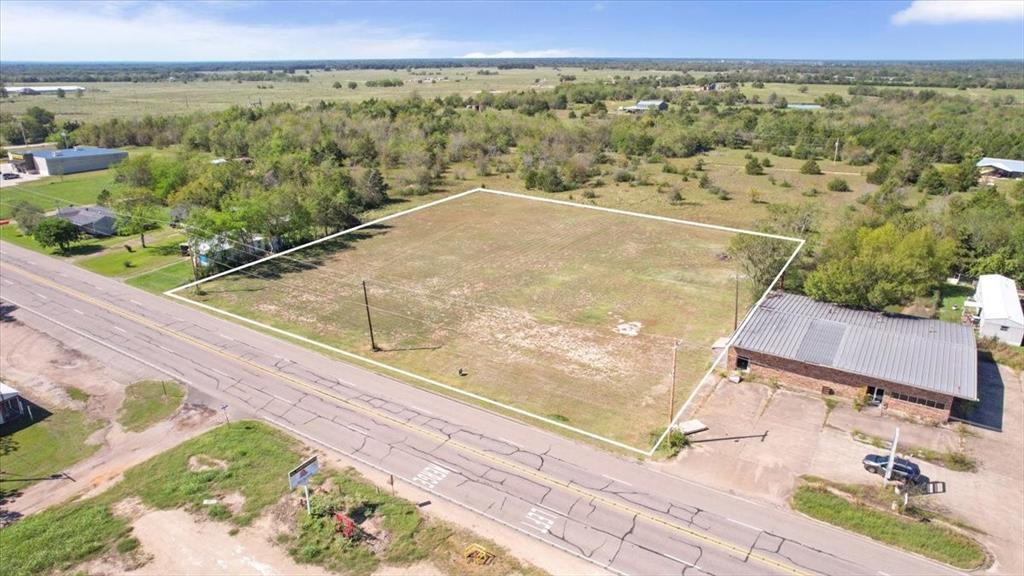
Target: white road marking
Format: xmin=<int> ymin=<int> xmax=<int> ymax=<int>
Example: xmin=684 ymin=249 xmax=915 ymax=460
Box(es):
xmin=601 ymin=473 xmax=633 ymax=487
xmin=113 ymin=325 xmax=128 ymax=333
xmin=877 ymin=572 xmax=892 ymax=576
xmin=72 ymin=308 xmax=84 ymax=315
xmin=522 ymin=507 xmax=557 ymax=535
xmin=345 ymin=424 xmax=369 ymax=436
xmin=727 ymin=518 xmax=763 ymax=532
xmin=34 ymin=292 xmax=48 ymax=300
xmin=1 ymin=278 xmax=13 ymax=286
xmin=129 ymin=299 xmax=143 ymax=306
xmin=664 ymin=553 xmax=698 ymax=568
xmin=218 ymin=333 xmax=235 ymax=341
xmin=411 ymin=463 xmax=449 ymax=492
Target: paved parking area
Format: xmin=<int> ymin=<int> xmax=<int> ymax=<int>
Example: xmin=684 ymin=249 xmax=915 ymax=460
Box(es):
xmin=668 ymin=362 xmax=1023 ymax=574
xmin=0 ymin=162 xmax=43 ymax=188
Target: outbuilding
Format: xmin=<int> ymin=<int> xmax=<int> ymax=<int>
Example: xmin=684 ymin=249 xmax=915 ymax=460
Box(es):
xmin=966 ymin=274 xmax=1024 ymax=346
xmin=621 ymin=99 xmax=668 ymax=113
xmin=730 ymin=292 xmax=978 ymax=422
xmin=0 ymin=382 xmax=26 ymax=425
xmin=976 ymin=157 xmax=1024 ymax=181
xmin=22 ymin=146 xmax=127 ymax=176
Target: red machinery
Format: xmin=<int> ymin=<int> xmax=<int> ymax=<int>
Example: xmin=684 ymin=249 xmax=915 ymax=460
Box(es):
xmin=334 ymin=512 xmax=356 ymax=538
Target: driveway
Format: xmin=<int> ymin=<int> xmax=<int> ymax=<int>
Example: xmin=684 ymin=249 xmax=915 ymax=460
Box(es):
xmin=677 ymin=363 xmax=1024 ymax=574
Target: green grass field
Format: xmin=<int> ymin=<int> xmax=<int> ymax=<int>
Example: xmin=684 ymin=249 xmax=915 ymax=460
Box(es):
xmin=792 ymin=484 xmax=986 ymax=569
xmin=78 ymin=231 xmax=187 ymax=277
xmin=0 ymin=409 xmax=104 ymax=498
xmin=0 ymin=170 xmax=114 ymax=219
xmin=116 ymin=380 xmax=186 ymax=432
xmin=2 ymin=66 xmax=1016 ymax=122
xmin=185 ymin=191 xmax=795 ymax=449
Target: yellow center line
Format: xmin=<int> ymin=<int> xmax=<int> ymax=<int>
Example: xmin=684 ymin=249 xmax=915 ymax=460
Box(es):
xmin=2 ymin=262 xmax=810 ymax=576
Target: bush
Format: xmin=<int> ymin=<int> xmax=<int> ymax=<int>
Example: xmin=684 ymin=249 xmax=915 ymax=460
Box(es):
xmin=800 ymin=159 xmax=823 ymax=175
xmin=827 ymin=177 xmax=850 ymax=192
xmin=745 ymin=157 xmax=765 ymax=175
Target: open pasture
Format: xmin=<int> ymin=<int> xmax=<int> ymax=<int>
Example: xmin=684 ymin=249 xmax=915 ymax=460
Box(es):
xmin=183 ymin=190 xmax=797 ymax=451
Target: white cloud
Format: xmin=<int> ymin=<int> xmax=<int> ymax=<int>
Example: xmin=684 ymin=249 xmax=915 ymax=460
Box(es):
xmin=0 ymin=2 xmax=472 ymax=61
xmin=461 ymin=49 xmax=581 ymax=59
xmin=892 ymin=0 xmax=1024 ymax=25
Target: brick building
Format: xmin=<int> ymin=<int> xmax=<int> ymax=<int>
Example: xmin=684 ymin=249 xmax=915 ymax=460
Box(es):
xmin=730 ymin=293 xmax=978 ymax=422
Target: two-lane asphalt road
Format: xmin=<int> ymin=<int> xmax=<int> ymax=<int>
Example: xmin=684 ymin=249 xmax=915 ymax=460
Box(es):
xmin=0 ymin=241 xmax=962 ymax=576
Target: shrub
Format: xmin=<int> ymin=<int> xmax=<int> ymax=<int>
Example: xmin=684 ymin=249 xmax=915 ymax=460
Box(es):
xmin=827 ymin=177 xmax=851 ymax=192
xmin=800 ymin=159 xmax=823 ymax=175
xmin=745 ymin=157 xmax=765 ymax=175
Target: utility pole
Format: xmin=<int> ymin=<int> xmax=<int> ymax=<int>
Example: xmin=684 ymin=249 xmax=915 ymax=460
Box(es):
xmin=668 ymin=340 xmax=679 ymax=424
xmin=362 ymin=280 xmax=379 ymax=352
xmin=733 ymin=270 xmax=740 ymax=331
xmin=884 ymin=426 xmax=900 ymax=482
xmin=834 ymin=138 xmax=840 ymax=163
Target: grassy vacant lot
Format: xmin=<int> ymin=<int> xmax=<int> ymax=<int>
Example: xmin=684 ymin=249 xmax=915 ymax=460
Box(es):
xmin=78 ymin=231 xmax=187 ymax=277
xmin=792 ymin=481 xmax=987 ymax=569
xmin=116 ymin=380 xmax=186 ymax=432
xmin=2 ymin=66 xmax=1016 ymax=122
xmin=0 ymin=421 xmax=544 ymax=576
xmin=0 ymin=409 xmax=103 ymax=498
xmin=125 ymin=259 xmax=194 ymax=293
xmin=0 ymin=170 xmax=115 ymax=219
xmin=187 ymin=191 xmax=794 ymax=449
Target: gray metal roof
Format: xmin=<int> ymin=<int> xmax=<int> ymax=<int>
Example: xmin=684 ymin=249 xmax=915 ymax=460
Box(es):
xmin=734 ymin=292 xmax=977 ymax=400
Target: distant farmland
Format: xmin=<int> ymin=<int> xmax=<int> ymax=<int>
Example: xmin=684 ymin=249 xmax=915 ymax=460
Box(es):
xmin=2 ymin=66 xmax=1017 ymax=122
xmin=182 ymin=190 xmax=798 ymax=450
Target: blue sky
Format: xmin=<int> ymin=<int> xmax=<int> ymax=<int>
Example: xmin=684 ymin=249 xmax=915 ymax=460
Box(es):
xmin=1 ymin=1 xmax=1022 ymax=61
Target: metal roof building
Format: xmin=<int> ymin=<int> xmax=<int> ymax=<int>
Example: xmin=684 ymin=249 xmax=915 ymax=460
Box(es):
xmin=56 ymin=205 xmax=118 ymax=237
xmin=968 ymin=274 xmax=1024 ymax=345
xmin=28 ymin=146 xmax=127 ymax=177
xmin=976 ymin=157 xmax=1024 ymax=176
xmin=731 ymin=292 xmax=977 ymax=421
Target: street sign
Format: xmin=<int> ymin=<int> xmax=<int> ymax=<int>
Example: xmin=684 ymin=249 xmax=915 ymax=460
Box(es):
xmin=288 ymin=456 xmax=320 ymax=490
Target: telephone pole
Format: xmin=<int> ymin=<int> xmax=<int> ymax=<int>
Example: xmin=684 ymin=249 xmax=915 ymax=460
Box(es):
xmin=668 ymin=340 xmax=679 ymax=424
xmin=362 ymin=280 xmax=379 ymax=352
xmin=733 ymin=270 xmax=740 ymax=331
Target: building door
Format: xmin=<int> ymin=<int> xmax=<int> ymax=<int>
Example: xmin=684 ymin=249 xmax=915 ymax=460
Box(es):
xmin=866 ymin=386 xmax=885 ymax=405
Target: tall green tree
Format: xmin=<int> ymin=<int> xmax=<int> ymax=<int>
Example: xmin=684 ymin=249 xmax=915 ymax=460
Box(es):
xmin=727 ymin=234 xmax=795 ymax=298
xmin=115 ymin=191 xmax=162 ymax=248
xmin=805 ymin=223 xmax=955 ymax=309
xmin=32 ymin=218 xmax=81 ymax=253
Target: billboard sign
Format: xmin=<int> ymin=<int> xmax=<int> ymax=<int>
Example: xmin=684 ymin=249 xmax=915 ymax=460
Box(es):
xmin=288 ymin=456 xmax=319 ymax=490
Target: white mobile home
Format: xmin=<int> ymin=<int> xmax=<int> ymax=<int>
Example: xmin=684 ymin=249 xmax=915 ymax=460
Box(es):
xmin=967 ymin=274 xmax=1024 ymax=346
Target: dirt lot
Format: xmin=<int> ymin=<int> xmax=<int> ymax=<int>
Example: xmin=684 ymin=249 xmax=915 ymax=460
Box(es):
xmin=669 ymin=362 xmax=1024 ymax=574
xmin=0 ymin=318 xmax=217 ymax=519
xmin=189 ymin=190 xmax=795 ymax=449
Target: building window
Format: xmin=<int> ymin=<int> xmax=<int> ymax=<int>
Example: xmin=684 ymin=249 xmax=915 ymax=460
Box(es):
xmin=736 ymin=356 xmax=750 ymax=371
xmin=1000 ymin=325 xmax=1010 ymax=332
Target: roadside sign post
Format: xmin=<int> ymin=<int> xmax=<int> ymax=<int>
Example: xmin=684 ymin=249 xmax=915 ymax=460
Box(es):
xmin=288 ymin=456 xmax=320 ymax=516
xmin=884 ymin=426 xmax=900 ymax=482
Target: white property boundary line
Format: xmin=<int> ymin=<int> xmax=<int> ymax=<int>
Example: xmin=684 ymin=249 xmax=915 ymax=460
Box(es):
xmin=167 ymin=188 xmax=804 ymax=456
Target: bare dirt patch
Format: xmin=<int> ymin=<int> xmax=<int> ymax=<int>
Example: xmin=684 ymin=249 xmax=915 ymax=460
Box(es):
xmin=128 ymin=509 xmax=324 ymax=576
xmin=188 ymin=454 xmax=229 ymax=472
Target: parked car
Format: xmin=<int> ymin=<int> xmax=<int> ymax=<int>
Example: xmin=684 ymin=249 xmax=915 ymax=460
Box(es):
xmin=1 ymin=173 xmax=19 ymax=180
xmin=863 ymin=454 xmax=922 ymax=483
